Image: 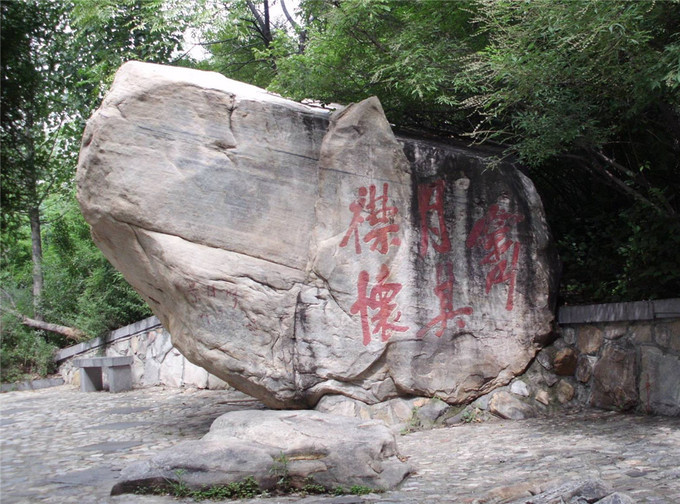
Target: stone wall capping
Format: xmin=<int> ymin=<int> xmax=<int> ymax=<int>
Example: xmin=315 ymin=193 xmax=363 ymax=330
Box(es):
xmin=558 ymin=298 xmax=680 ymax=324
xmin=54 ymin=316 xmax=161 ymax=362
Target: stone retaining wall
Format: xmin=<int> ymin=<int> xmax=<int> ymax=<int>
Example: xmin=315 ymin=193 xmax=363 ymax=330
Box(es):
xmin=555 ymin=299 xmax=680 ymax=416
xmin=56 ymin=317 xmax=229 ymax=390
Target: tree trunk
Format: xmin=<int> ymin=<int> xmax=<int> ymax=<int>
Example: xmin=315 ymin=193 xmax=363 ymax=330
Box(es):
xmin=29 ymin=205 xmax=43 ymax=321
xmin=20 ymin=314 xmax=86 ymax=341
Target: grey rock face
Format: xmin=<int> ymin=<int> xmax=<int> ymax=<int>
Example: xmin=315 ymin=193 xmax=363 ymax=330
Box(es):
xmin=591 ymin=345 xmax=638 ymax=411
xmin=506 ymin=478 xmax=611 ymax=504
xmin=111 ymin=409 xmax=411 ymax=495
xmin=639 ymin=347 xmax=680 ymax=416
xmin=78 ymin=62 xmax=559 ymax=409
xmin=489 ymin=390 xmax=537 ymax=419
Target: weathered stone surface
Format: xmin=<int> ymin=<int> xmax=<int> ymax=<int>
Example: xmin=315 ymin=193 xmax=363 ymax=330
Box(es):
xmin=111 ymin=410 xmax=411 ymax=495
xmin=489 ymin=390 xmax=536 ymax=419
xmin=597 ymin=492 xmax=636 ymax=504
xmin=603 ymin=323 xmax=628 ymax=340
xmin=575 ymin=354 xmax=596 ymax=383
xmin=639 ymin=346 xmax=680 ymax=416
xmin=77 ymin=61 xmax=559 ymax=408
xmin=577 ymin=325 xmax=604 ymax=354
xmin=506 ymin=478 xmax=611 ymax=504
xmin=510 ymin=380 xmax=530 ymax=397
xmin=536 ymin=347 xmax=555 ymax=371
xmin=555 ymin=379 xmax=575 ymax=404
xmin=414 ymin=398 xmax=450 ymax=426
xmin=553 ymin=348 xmax=578 ymax=376
xmin=591 ymin=345 xmax=638 ymax=411
xmin=535 ymin=389 xmax=550 ymax=406
xmin=315 ymin=394 xmax=416 ymax=426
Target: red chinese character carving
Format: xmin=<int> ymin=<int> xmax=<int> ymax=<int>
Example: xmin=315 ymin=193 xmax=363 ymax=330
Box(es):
xmin=350 ymin=264 xmax=409 ymax=345
xmin=187 ymin=281 xmax=200 ymax=304
xmin=465 ymin=203 xmax=524 ymax=311
xmin=340 ymin=183 xmax=401 ymax=255
xmin=418 ymin=179 xmax=451 ymax=257
xmin=417 ymin=262 xmax=473 ymax=338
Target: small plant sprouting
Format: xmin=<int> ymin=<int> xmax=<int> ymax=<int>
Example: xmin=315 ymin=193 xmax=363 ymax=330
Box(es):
xmin=132 ymin=460 xmax=379 ymax=500
xmin=401 ymin=407 xmax=422 ymax=434
xmin=349 ymin=485 xmax=374 ymax=495
xmin=270 ymin=451 xmax=291 ymax=491
xmin=461 ymin=407 xmax=483 ymax=423
xmin=167 ymin=469 xmax=190 ymax=497
xmin=300 ymin=477 xmax=327 ymax=496
xmin=134 ymin=473 xmax=262 ymax=500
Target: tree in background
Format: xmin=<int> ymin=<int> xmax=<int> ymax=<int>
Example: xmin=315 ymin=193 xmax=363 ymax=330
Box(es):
xmin=1 ymin=0 xmax=192 ymax=381
xmin=190 ymin=0 xmax=308 ymax=87
xmin=1 ymin=0 xmax=77 ymax=321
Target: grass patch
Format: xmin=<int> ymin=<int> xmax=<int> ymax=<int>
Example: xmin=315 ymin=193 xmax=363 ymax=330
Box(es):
xmin=132 ymin=467 xmax=382 ymax=500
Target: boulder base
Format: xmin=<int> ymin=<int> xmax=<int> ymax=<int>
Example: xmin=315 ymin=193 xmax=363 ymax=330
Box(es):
xmin=111 ymin=410 xmax=411 ymax=495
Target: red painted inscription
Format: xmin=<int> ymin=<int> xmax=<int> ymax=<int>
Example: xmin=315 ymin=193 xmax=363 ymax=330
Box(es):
xmin=417 ymin=180 xmax=451 ymax=257
xmin=340 ymin=183 xmax=401 ymax=255
xmin=350 ymin=264 xmax=409 ymax=346
xmin=417 ymin=262 xmax=473 ymax=338
xmin=465 ymin=203 xmax=524 ymax=311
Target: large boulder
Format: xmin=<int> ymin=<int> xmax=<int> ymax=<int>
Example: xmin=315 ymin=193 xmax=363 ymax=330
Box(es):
xmin=77 ymin=61 xmax=559 ymax=409
xmin=111 ymin=409 xmax=411 ymax=495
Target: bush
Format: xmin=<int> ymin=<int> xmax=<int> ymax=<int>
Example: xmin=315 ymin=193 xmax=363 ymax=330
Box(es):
xmin=0 ymin=313 xmax=57 ymax=383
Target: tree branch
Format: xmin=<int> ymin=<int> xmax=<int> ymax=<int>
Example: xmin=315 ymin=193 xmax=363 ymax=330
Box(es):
xmin=20 ymin=314 xmax=87 ymax=341
xmin=280 ymin=0 xmax=299 ymax=31
xmin=1 ymin=290 xmax=87 ymax=341
xmin=245 ymin=0 xmax=271 ymax=45
xmin=561 ymin=153 xmax=673 ymax=216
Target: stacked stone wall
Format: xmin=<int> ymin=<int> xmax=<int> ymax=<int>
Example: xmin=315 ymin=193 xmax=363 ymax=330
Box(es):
xmin=56 ymin=317 xmax=229 ymax=391
xmin=555 ymin=299 xmax=680 ymax=416
xmin=410 ymin=298 xmax=680 ymax=422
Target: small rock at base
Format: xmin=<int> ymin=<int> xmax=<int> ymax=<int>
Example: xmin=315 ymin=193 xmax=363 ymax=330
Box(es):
xmin=510 ymin=381 xmax=530 ymax=397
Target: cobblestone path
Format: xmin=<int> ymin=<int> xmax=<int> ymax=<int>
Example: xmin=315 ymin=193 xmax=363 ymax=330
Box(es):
xmin=1 ymin=386 xmax=679 ymax=503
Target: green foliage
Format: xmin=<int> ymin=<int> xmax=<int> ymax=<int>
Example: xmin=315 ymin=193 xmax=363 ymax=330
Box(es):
xmin=348 ymin=485 xmax=375 ymax=496
xmin=461 ymin=407 xmax=482 ymax=424
xmin=469 ymin=1 xmax=679 ymax=167
xmin=556 ymin=196 xmax=680 ymax=303
xmin=269 ymin=451 xmax=291 ymax=491
xmin=0 ymin=315 xmax=57 ymax=383
xmin=1 ymin=0 xmax=80 ymax=235
xmin=271 ymin=0 xmax=483 ymax=130
xmin=1 ymin=0 xmax=182 ymax=382
xmin=299 ymin=478 xmax=327 ymax=496
xmin=136 ymin=472 xmax=262 ymax=500
xmin=47 ymin=196 xmax=152 ymax=332
xmin=1 ymin=195 xmax=151 ymax=381
xmin=70 ymin=0 xmax=198 ymax=104
xmin=199 ymin=0 xmax=303 ymax=89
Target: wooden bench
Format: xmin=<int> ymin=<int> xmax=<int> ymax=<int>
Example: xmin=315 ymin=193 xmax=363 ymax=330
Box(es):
xmin=73 ymin=356 xmax=133 ymax=393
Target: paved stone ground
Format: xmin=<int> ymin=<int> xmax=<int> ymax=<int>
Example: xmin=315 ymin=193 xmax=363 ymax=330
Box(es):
xmin=1 ymin=385 xmax=679 ymax=504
